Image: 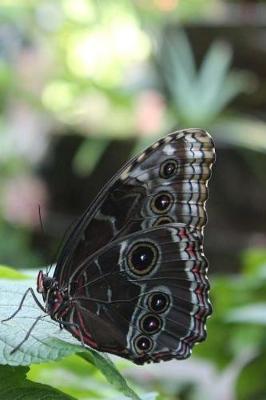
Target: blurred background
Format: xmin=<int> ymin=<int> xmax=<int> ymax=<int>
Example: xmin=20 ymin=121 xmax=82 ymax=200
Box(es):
xmin=0 ymin=0 xmax=266 ymax=399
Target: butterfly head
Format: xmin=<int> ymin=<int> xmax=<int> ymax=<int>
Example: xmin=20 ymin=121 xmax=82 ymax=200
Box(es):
xmin=37 ymin=270 xmax=57 ymax=302
xmin=37 ymin=270 xmax=68 ymax=316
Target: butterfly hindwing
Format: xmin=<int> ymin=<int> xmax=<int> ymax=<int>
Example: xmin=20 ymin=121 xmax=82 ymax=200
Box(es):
xmin=60 ymin=224 xmax=210 ymax=364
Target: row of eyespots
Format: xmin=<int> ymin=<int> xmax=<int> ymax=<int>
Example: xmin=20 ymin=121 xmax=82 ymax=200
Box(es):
xmin=133 ymin=292 xmax=170 ymax=353
xmin=131 ymin=158 xmax=177 ymax=352
xmin=151 ymin=158 xmax=177 ymax=226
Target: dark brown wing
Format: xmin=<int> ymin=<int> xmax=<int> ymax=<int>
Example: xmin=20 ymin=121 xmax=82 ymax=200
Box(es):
xmin=54 ymin=128 xmax=215 ymax=288
xmin=51 ymin=128 xmax=215 ymax=364
xmin=60 ymin=224 xmax=211 ymax=364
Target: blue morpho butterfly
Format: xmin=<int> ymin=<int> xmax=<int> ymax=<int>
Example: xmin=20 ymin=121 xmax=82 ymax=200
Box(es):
xmin=3 ymin=128 xmax=215 ymax=364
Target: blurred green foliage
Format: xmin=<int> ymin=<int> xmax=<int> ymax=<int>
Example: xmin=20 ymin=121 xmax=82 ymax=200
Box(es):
xmin=156 ymin=29 xmax=266 ymax=152
xmin=0 ymin=222 xmax=42 ymax=268
xmin=194 ymin=249 xmax=266 ymax=400
xmin=1 ymin=249 xmax=264 ymax=400
xmin=158 ymin=31 xmax=250 ymax=127
xmin=0 ymin=365 xmax=75 ymax=400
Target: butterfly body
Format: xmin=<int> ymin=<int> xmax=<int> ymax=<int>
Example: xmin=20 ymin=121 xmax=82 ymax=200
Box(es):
xmin=37 ymin=128 xmax=215 ymax=364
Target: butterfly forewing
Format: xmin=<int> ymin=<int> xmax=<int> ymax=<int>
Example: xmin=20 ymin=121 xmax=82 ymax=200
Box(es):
xmin=50 ymin=128 xmax=215 ymax=364
xmin=54 ymin=129 xmax=214 ymax=285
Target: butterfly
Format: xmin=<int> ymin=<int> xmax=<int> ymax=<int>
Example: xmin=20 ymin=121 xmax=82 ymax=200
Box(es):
xmin=5 ymin=128 xmax=215 ymax=365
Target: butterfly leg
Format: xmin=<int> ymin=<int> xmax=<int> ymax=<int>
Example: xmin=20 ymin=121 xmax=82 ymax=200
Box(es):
xmin=58 ymin=319 xmax=85 ymax=348
xmin=9 ymin=314 xmax=47 ymax=354
xmin=1 ymin=287 xmax=46 ymax=323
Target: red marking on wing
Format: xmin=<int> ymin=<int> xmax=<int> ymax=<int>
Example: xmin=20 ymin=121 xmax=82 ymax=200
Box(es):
xmin=179 ymin=227 xmax=188 ymax=240
xmin=186 ymin=242 xmax=196 ymax=258
xmin=75 ymin=307 xmax=97 ymax=348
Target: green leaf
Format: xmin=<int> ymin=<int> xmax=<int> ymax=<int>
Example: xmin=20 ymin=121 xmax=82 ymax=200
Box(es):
xmin=0 ymin=265 xmax=28 ymax=280
xmin=0 ymin=278 xmax=83 ymax=366
xmin=0 ymin=365 xmax=76 ymax=399
xmin=159 ymin=31 xmax=197 ymax=117
xmin=197 ymin=41 xmax=232 ymax=95
xmin=208 ymin=72 xmax=251 ymax=118
xmin=0 ymin=276 xmax=142 ymax=399
xmin=80 ymin=351 xmax=141 ymax=400
xmin=29 ymin=353 xmax=151 ymax=400
xmin=195 ymin=41 xmax=233 ymax=120
xmin=157 ymin=31 xmax=252 ymax=126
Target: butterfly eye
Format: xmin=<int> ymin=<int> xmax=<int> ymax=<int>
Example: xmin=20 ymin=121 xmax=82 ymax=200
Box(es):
xmin=127 ymin=242 xmax=158 ymax=276
xmin=151 ymin=192 xmax=174 ymax=214
xmin=134 ymin=335 xmax=153 ymax=353
xmin=140 ymin=314 xmax=162 ymax=334
xmin=148 ymin=292 xmax=170 ymax=313
xmin=160 ymin=159 xmax=178 ymax=179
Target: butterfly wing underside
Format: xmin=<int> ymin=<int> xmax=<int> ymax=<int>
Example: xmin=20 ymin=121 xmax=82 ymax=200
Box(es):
xmin=54 ymin=128 xmax=215 ymax=364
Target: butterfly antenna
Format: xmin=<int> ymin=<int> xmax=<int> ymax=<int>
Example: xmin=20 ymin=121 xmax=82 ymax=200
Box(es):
xmin=38 ymin=205 xmax=55 ymax=276
xmin=37 ymin=205 xmax=49 ymax=275
xmin=38 ymin=204 xmax=44 ymax=235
